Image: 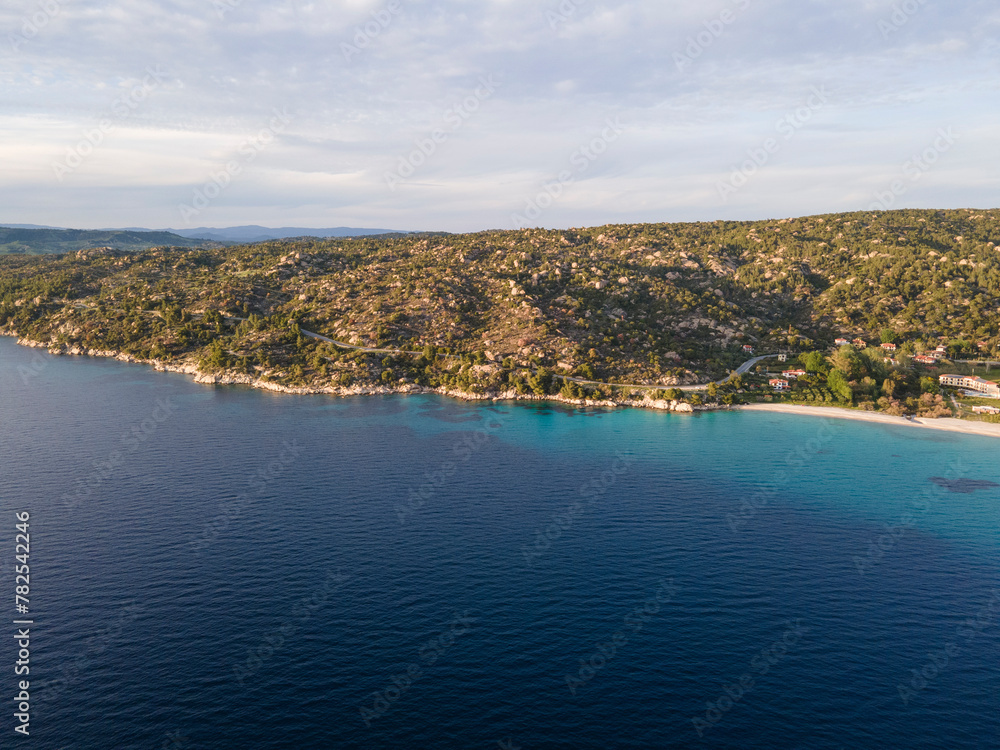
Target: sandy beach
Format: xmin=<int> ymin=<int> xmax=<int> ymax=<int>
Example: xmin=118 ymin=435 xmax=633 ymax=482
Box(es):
xmin=737 ymin=403 xmax=1000 ymax=439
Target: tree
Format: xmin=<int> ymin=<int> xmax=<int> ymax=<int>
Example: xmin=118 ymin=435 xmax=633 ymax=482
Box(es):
xmin=920 ymin=375 xmax=940 ymax=394
xmin=829 ymin=346 xmax=864 ymax=380
xmin=199 ymin=339 xmax=230 ymax=371
xmin=880 ymin=328 xmax=897 ymax=344
xmin=799 ymin=350 xmax=827 ymax=374
xmin=561 ymin=380 xmax=584 ymax=399
xmin=528 ymin=367 xmax=552 ymax=395
xmin=882 ymin=378 xmax=895 ymax=398
xmin=947 ymin=339 xmax=970 ymax=358
xmin=827 ymin=368 xmax=853 ymax=403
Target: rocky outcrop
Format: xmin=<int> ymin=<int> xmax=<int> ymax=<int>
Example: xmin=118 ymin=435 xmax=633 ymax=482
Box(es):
xmin=7 ymin=335 xmax=716 ymax=413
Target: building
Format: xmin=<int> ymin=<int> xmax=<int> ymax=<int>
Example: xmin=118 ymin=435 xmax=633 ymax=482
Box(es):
xmin=939 ymin=375 xmax=1000 ymax=398
xmin=880 ymin=342 xmax=897 ymax=351
xmin=835 ymin=338 xmax=851 ymax=347
xmin=769 ymin=378 xmax=790 ymax=391
xmin=972 ymin=405 xmax=1000 ymax=415
xmin=853 ymin=338 xmax=867 ymax=348
xmin=782 ymin=370 xmax=807 ymax=379
xmin=778 ymin=354 xmax=788 ymax=362
xmin=742 ymin=344 xmax=754 ymax=353
xmin=914 ymin=355 xmax=936 ymax=365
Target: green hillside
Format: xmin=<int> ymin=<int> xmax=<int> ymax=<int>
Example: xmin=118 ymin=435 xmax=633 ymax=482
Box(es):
xmin=1 ymin=208 xmax=998 ymax=415
xmin=0 ymin=227 xmax=214 ymax=255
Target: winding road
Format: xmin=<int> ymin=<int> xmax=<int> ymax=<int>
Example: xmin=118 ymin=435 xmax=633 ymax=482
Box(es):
xmin=299 ymin=326 xmax=778 ymax=392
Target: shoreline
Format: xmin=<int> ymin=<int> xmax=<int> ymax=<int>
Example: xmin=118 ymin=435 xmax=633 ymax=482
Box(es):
xmin=9 ymin=335 xmax=1000 ymax=439
xmin=736 ymin=403 xmax=1000 ymax=439
xmin=5 ymin=334 xmax=700 ymax=413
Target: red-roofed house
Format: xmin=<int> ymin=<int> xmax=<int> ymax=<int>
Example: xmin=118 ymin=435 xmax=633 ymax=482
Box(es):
xmin=769 ymin=378 xmax=790 ymax=391
xmin=835 ymin=338 xmax=851 ymax=347
xmin=880 ymin=342 xmax=897 ymax=351
xmin=782 ymin=370 xmax=807 ymax=379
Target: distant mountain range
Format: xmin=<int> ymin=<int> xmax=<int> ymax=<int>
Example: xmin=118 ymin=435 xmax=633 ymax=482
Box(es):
xmin=163 ymin=226 xmax=406 ymax=243
xmin=0 ymin=227 xmax=208 ymax=256
xmin=0 ymin=224 xmax=408 ymax=254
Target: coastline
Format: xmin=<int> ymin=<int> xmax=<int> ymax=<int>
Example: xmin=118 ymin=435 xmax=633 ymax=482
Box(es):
xmin=10 ymin=334 xmax=1000 ymax=439
xmin=736 ymin=403 xmax=1000 ymax=439
xmin=6 ymin=334 xmax=699 ymax=413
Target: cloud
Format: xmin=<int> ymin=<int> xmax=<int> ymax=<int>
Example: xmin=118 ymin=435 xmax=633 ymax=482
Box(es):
xmin=0 ymin=0 xmax=995 ymax=230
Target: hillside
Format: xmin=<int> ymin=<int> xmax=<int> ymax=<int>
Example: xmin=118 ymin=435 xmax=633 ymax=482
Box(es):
xmin=1 ymin=208 xmax=998 ymax=412
xmin=165 ymin=226 xmax=407 ymax=243
xmin=0 ymin=227 xmax=215 ymax=255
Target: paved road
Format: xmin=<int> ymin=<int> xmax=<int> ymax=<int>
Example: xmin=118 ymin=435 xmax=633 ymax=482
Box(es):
xmin=730 ymin=354 xmax=778 ymax=377
xmin=65 ymin=304 xmax=779 ymax=393
xmin=299 ymin=326 xmax=777 ymax=393
xmin=300 ymin=328 xmax=413 ymax=356
xmin=953 ymin=359 xmax=1000 ymax=367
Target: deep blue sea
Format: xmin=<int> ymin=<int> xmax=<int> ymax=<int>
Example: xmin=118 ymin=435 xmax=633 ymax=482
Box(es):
xmin=0 ymin=336 xmax=998 ymax=749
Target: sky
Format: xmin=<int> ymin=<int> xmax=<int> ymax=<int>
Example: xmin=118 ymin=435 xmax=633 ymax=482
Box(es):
xmin=1 ymin=0 xmax=998 ymax=232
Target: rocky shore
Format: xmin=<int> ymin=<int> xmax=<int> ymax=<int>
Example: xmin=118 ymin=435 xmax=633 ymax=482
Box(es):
xmin=8 ymin=334 xmax=703 ymax=414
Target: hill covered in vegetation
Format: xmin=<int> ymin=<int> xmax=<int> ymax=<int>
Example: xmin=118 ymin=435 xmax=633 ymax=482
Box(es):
xmin=1 ymin=208 xmax=998 ymax=412
xmin=0 ymin=226 xmax=214 ymax=255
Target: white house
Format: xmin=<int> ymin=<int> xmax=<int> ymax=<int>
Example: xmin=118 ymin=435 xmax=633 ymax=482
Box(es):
xmin=939 ymin=374 xmax=1000 ymax=398
xmin=972 ymin=405 xmax=1000 ymax=415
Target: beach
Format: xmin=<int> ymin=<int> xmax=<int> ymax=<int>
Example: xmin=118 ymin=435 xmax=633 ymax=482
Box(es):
xmin=737 ymin=403 xmax=1000 ymax=439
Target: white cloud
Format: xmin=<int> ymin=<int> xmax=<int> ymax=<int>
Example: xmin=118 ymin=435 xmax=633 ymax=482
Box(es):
xmin=0 ymin=0 xmax=995 ymax=230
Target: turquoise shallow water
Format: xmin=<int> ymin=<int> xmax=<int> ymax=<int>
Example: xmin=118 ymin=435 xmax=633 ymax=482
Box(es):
xmin=0 ymin=337 xmax=998 ymax=749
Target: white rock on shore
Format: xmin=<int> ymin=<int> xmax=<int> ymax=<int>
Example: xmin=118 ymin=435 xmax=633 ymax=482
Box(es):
xmin=8 ymin=335 xmax=706 ymax=413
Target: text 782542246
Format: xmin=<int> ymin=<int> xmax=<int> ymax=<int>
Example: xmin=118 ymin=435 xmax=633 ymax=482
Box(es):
xmin=14 ymin=510 xmax=32 ymax=736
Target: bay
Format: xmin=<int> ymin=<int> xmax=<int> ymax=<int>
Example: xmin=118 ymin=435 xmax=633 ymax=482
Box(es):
xmin=1 ymin=337 xmax=998 ymax=749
